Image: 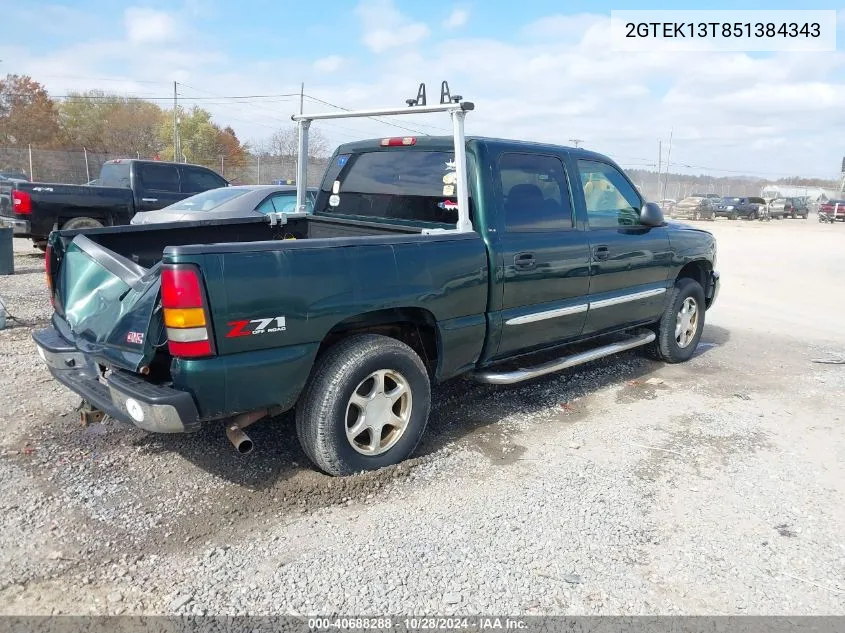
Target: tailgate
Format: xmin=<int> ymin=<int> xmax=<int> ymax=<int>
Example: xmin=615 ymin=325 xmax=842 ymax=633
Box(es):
xmin=53 ymin=234 xmax=164 ymax=372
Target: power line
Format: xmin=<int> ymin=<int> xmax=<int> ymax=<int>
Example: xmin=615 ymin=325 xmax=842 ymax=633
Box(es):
xmin=303 ymin=94 xmax=444 ymax=136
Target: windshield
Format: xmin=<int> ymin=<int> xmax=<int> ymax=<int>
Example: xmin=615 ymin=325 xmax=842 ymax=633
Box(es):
xmin=165 ymin=188 xmax=249 ymax=212
xmin=316 ymin=150 xmax=473 ymax=226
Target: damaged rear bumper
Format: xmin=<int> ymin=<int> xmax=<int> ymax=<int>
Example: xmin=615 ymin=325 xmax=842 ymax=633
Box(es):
xmin=32 ymin=326 xmax=200 ymax=433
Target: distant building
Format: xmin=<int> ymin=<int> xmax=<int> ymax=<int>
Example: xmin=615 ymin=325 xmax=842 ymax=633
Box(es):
xmin=759 ymin=185 xmax=841 ymax=201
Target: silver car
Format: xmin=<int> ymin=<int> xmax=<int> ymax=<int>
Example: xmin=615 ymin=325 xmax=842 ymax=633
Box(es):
xmin=130 ymin=185 xmax=316 ymax=225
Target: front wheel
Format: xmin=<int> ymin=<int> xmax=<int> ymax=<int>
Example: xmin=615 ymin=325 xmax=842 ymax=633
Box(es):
xmin=647 ymin=278 xmax=706 ymax=363
xmin=296 ymin=334 xmax=431 ymax=476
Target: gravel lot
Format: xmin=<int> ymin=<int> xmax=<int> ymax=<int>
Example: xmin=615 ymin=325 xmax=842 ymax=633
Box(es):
xmin=0 ymin=217 xmax=844 ymax=616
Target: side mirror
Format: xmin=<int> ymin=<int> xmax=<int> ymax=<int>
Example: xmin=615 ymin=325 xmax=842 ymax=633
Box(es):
xmin=640 ymin=201 xmax=665 ymax=227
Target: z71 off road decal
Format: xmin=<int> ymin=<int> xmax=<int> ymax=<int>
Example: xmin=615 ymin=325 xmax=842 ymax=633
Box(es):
xmin=226 ymin=316 xmax=287 ymax=338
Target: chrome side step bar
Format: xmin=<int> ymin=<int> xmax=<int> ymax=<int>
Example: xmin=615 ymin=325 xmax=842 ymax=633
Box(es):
xmin=473 ymin=330 xmax=656 ymax=385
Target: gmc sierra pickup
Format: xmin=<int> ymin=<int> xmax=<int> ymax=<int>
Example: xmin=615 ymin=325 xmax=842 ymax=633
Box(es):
xmin=32 ymin=94 xmax=719 ymax=476
xmin=0 ymin=159 xmax=228 ymax=249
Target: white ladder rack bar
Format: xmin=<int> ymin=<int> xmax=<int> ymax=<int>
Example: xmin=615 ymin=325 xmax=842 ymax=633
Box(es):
xmin=291 ymin=101 xmax=475 ymax=233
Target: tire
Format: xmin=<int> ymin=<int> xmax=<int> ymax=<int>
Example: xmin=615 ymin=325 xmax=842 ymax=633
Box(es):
xmin=648 ymin=277 xmax=706 ymax=364
xmin=729 ymin=213 xmax=737 ymax=221
xmin=295 ymin=334 xmax=431 ymax=476
xmin=61 ymin=217 xmax=104 ymax=231
xmin=692 ymin=210 xmax=700 ymax=221
xmin=748 ymin=211 xmax=757 ymax=220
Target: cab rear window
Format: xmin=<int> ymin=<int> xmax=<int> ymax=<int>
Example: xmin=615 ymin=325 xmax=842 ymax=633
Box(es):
xmin=316 ymin=150 xmax=473 ymax=226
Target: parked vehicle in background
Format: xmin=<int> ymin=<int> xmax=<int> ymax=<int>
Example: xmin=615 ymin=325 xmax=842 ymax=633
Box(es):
xmin=783 ymin=197 xmax=809 ymax=219
xmin=734 ymin=197 xmax=768 ymax=220
xmin=692 ymin=193 xmax=720 ymax=200
xmin=818 ymin=199 xmax=845 ymax=223
xmin=658 ymin=199 xmax=676 ymax=214
xmin=0 ymin=159 xmax=228 ymax=249
xmin=32 ymin=91 xmax=719 ymax=476
xmin=767 ymin=198 xmax=798 ymax=220
xmin=0 ymin=170 xmax=29 ymax=182
xmin=0 ymin=171 xmax=30 ymax=216
xmin=131 ymin=185 xmax=318 ymax=225
xmin=672 ymin=196 xmax=716 ymax=220
xmin=714 ymin=197 xmax=742 ymax=220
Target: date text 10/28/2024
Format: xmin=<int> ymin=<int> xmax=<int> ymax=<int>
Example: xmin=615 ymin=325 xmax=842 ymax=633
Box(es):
xmin=308 ymin=617 xmax=529 ymax=630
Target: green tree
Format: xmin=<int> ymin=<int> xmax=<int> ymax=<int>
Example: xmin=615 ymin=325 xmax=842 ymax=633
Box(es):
xmin=159 ymin=107 xmax=248 ymax=168
xmin=59 ymin=90 xmax=164 ymax=156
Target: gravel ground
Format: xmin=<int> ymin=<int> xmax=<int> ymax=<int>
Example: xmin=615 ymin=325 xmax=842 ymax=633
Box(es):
xmin=0 ymin=218 xmax=844 ymax=615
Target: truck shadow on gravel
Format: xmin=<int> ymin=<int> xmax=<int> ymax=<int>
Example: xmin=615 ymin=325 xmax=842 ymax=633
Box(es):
xmin=156 ymin=324 xmax=730 ymax=489
xmin=10 ymin=326 xmax=731 ymax=558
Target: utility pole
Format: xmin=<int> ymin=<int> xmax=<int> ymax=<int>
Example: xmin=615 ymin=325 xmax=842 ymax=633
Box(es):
xmin=657 ymin=139 xmax=662 ymax=200
xmin=569 ymin=138 xmax=584 ymax=148
xmin=173 ymin=81 xmax=179 ymax=162
xmin=661 ymin=129 xmax=673 ymax=200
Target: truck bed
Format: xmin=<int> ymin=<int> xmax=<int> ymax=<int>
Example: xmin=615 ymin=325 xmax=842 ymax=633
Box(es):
xmin=47 ymin=213 xmax=488 ymax=422
xmin=58 ymin=213 xmax=424 ymax=268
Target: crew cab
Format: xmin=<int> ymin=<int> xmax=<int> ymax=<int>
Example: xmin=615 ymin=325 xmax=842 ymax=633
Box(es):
xmin=32 ymin=95 xmax=719 ymax=476
xmin=0 ymin=159 xmax=228 ymax=249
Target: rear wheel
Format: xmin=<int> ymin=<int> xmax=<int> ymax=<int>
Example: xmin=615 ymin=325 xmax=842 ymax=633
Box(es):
xmin=647 ymin=277 xmax=706 ymax=364
xmin=296 ymin=334 xmax=431 ymax=476
xmin=61 ymin=217 xmax=104 ymax=231
xmin=692 ymin=210 xmax=701 ymax=221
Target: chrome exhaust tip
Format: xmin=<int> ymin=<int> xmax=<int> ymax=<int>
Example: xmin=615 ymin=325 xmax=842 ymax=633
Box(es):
xmin=226 ymin=423 xmax=254 ymax=455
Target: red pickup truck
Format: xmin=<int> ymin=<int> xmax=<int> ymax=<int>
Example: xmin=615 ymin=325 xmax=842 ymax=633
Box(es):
xmin=818 ymin=200 xmax=845 ymax=223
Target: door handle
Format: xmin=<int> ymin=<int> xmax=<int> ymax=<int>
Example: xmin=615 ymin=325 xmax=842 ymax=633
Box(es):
xmin=593 ymin=245 xmax=610 ymax=261
xmin=514 ymin=252 xmax=536 ymax=271
xmin=141 ymin=198 xmax=158 ymax=203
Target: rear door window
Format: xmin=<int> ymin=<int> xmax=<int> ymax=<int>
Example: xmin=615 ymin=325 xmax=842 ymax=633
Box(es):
xmin=498 ymin=153 xmax=572 ymax=231
xmin=139 ymin=164 xmax=180 ymax=192
xmin=316 ymin=150 xmax=472 ymax=226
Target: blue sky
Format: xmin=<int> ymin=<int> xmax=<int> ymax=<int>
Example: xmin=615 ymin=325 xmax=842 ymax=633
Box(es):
xmin=2 ymin=0 xmax=844 ymax=179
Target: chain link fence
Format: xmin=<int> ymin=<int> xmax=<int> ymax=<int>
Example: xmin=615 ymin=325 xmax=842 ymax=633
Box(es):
xmin=0 ymin=146 xmax=329 ymax=187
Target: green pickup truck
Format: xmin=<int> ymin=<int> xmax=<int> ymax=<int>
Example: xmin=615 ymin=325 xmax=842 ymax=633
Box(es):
xmin=33 ymin=104 xmax=719 ymax=476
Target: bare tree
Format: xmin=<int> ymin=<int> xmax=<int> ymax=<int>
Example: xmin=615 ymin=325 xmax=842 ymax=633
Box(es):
xmin=267 ymin=125 xmax=329 ymax=159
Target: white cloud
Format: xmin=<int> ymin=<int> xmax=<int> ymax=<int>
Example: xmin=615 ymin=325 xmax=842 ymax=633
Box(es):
xmin=314 ymin=55 xmax=345 ymax=73
xmin=355 ymin=0 xmax=430 ymax=53
xmin=443 ymin=8 xmax=469 ymax=29
xmin=523 ymin=13 xmax=606 ymax=40
xmin=7 ymin=6 xmax=845 ymax=179
xmin=124 ymin=7 xmax=179 ymax=45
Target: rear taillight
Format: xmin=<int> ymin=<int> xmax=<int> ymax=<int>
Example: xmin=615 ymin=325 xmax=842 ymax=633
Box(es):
xmin=12 ymin=190 xmax=32 ymax=214
xmin=44 ymin=244 xmax=54 ymax=307
xmin=160 ymin=265 xmax=215 ymax=358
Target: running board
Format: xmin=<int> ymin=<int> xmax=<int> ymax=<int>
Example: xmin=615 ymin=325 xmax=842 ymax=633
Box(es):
xmin=473 ymin=330 xmax=656 ymax=385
